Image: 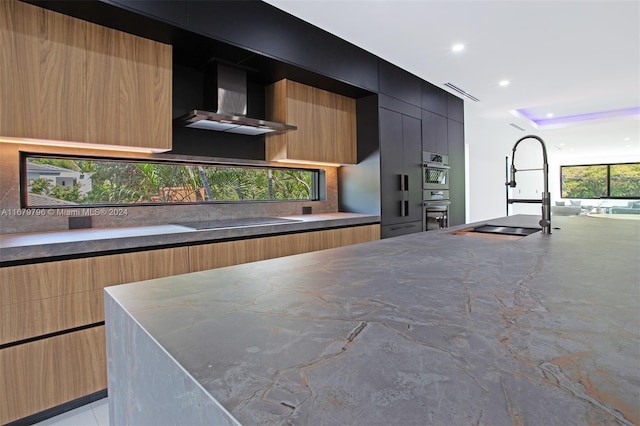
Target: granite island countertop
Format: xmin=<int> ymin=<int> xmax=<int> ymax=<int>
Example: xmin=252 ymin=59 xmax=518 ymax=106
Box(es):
xmin=0 ymin=212 xmax=379 ymax=263
xmin=104 ymin=214 xmax=640 ymax=425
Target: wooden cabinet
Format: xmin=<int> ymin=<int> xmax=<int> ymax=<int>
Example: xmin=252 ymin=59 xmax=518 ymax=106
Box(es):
xmin=0 ymin=247 xmax=188 ymax=424
xmin=0 ymin=326 xmax=107 ymax=425
xmin=0 ymin=0 xmax=86 ymax=143
xmin=0 ymin=0 xmax=172 ymax=151
xmin=0 ymin=224 xmax=378 ymax=423
xmin=265 ymin=79 xmax=357 ymax=164
xmin=189 ymin=224 xmax=380 ymax=272
xmin=0 ymin=247 xmax=189 ymax=346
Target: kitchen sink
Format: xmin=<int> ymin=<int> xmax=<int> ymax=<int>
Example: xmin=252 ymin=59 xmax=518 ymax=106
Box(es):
xmin=450 ymin=224 xmax=541 ymax=239
xmin=472 ymin=225 xmax=541 ymax=236
xmin=174 ymin=217 xmax=302 ymax=230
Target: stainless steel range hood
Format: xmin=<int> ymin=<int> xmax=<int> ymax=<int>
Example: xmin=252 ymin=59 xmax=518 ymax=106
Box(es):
xmin=174 ymin=64 xmax=296 ymax=136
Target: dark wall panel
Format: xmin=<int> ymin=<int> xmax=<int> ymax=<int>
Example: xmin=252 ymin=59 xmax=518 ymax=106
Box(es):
xmin=448 ymin=120 xmax=466 ymax=225
xmin=379 ymin=95 xmax=421 ymax=119
xmin=186 ymin=1 xmax=379 ymax=92
xmin=378 ymin=60 xmax=421 ymax=107
xmin=339 ymin=96 xmax=381 ymax=215
xmin=170 ymin=127 xmax=265 ymax=160
xmin=447 ymin=94 xmax=465 ymax=123
xmin=421 ymin=82 xmax=448 ymax=116
xmin=105 ymin=0 xmax=187 ymax=28
xmin=422 ymin=111 xmax=448 ymax=155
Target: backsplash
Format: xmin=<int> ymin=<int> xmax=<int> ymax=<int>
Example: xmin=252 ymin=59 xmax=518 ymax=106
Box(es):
xmin=0 ymin=142 xmax=338 ymax=234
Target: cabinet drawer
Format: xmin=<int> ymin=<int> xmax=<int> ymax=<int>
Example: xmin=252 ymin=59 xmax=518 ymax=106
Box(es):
xmin=0 ymin=326 xmax=107 ymax=425
xmin=1 ymin=289 xmax=102 ymax=345
xmin=381 ymin=221 xmax=423 ymax=239
xmin=0 ymin=247 xmax=189 ymax=343
xmin=190 ymin=225 xmax=380 ymax=272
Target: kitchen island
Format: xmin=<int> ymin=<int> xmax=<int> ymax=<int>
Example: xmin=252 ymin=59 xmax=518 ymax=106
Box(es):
xmin=105 ymin=215 xmax=640 ymax=425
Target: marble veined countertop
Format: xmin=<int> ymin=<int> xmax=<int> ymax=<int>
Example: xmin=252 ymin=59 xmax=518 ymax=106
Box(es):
xmin=105 ymin=214 xmax=640 ymax=425
xmin=0 ymin=212 xmax=379 ymax=263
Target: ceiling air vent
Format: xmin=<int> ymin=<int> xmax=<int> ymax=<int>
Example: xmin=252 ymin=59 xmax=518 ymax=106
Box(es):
xmin=444 ymin=82 xmax=480 ymax=102
xmin=509 ymin=123 xmax=526 ymax=131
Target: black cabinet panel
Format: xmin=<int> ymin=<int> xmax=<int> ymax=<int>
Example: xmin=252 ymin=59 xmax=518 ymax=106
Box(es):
xmin=379 ymin=108 xmax=423 ymax=231
xmin=378 ymin=60 xmax=421 ymax=107
xmin=402 ymin=115 xmax=423 ymax=224
xmin=379 ymin=95 xmax=421 ymax=119
xmin=186 ymin=1 xmax=378 ymax=92
xmin=379 ymin=109 xmax=405 ymax=225
xmin=447 ymin=94 xmax=465 ymax=123
xmin=106 ymin=0 xmax=187 ymax=27
xmin=422 ymin=110 xmax=448 ymax=155
xmin=421 ymin=82 xmax=448 ymax=116
xmin=448 ymin=119 xmax=465 ymax=225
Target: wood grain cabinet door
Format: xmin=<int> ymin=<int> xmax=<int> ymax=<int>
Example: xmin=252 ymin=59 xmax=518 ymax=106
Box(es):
xmin=85 ymin=21 xmax=172 ymax=150
xmin=0 ymin=247 xmax=189 ymax=345
xmin=0 ymin=0 xmax=172 ymax=151
xmin=0 ymin=247 xmax=189 ymax=423
xmin=266 ymin=79 xmax=357 ymax=165
xmin=0 ymin=0 xmax=86 ymax=142
xmin=0 ymin=326 xmax=107 ymax=425
xmin=189 ymin=225 xmax=380 ymax=273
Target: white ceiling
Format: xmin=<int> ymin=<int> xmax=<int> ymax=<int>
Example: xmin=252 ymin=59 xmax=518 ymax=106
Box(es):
xmin=264 ymin=0 xmax=640 ymax=159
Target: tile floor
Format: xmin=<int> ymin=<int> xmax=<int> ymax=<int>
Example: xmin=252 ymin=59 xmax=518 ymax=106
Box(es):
xmin=33 ymin=398 xmax=108 ymax=426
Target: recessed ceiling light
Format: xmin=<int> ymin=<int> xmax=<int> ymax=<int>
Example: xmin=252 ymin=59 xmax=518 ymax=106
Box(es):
xmin=498 ymin=80 xmax=510 ymax=87
xmin=452 ymin=43 xmax=465 ymax=52
xmin=546 ymin=113 xmax=554 ymax=118
xmin=624 ymin=137 xmax=631 ymax=141
xmin=559 ymin=142 xmax=565 ymax=146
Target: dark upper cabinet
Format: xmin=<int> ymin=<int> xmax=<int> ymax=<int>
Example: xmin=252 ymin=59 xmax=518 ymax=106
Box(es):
xmin=186 ymin=1 xmax=378 ymax=92
xmin=422 ymin=110 xmax=448 ymax=155
xmin=379 ymin=94 xmax=421 ymax=119
xmin=421 ymin=82 xmax=448 ymax=116
xmin=379 ymin=107 xmax=423 ymax=229
xmin=378 ymin=60 xmax=422 ymax=107
xmin=106 ymin=0 xmax=187 ymax=27
xmin=447 ymin=94 xmax=465 ymax=123
xmin=447 ymin=119 xmax=465 ymax=226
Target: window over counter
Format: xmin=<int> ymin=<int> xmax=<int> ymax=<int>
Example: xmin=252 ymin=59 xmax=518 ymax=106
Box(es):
xmin=21 ymin=154 xmax=320 ymax=207
xmin=561 ymin=162 xmax=640 ymax=199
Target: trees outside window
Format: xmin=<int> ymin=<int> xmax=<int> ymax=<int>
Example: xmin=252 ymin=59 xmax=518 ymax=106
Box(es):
xmin=24 ymin=156 xmax=319 ymax=207
xmin=561 ymin=163 xmax=640 ymax=199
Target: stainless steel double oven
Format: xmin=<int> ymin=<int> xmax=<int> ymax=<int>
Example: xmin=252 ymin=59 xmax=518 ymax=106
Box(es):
xmin=423 ymin=151 xmax=450 ymax=230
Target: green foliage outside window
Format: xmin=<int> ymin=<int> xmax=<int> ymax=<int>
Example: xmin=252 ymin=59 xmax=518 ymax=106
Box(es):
xmin=610 ymin=164 xmax=640 ymax=198
xmin=561 ymin=163 xmax=640 ymax=199
xmin=25 ymin=156 xmax=318 ymax=206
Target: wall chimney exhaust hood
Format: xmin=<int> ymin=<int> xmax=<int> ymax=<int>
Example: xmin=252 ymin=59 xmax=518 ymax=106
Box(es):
xmin=174 ymin=64 xmax=296 ymax=136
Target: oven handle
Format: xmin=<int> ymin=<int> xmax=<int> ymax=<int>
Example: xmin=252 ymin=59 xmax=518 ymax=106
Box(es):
xmin=423 ymin=200 xmax=451 ymax=206
xmin=423 ymin=163 xmax=450 ymax=170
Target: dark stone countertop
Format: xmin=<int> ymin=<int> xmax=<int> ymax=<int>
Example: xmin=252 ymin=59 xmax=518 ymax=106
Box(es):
xmin=104 ymin=214 xmax=640 ymax=425
xmin=0 ymin=212 xmax=379 ymax=263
